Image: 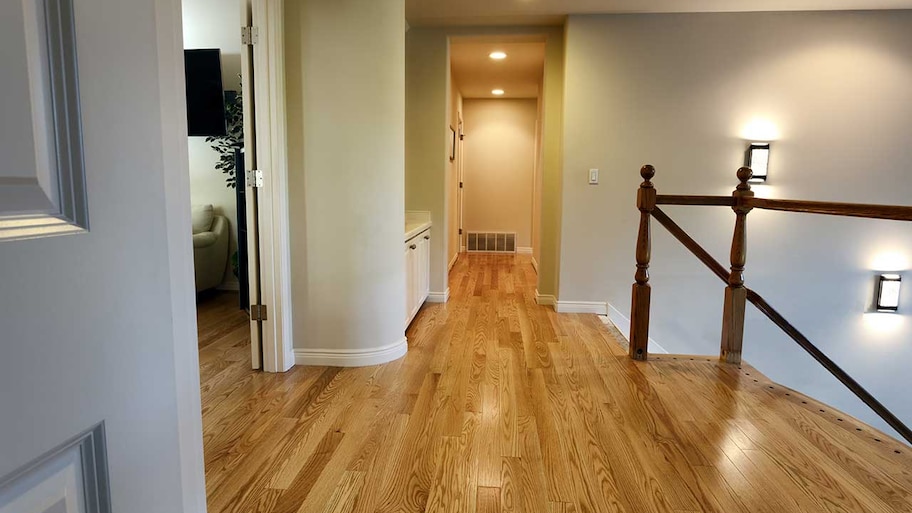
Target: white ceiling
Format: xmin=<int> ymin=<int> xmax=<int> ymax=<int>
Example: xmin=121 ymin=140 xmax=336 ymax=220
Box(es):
xmin=451 ymin=41 xmax=545 ymax=98
xmin=406 ymin=0 xmax=912 ymax=26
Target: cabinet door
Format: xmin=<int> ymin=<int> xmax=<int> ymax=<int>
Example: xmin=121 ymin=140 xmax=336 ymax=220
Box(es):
xmin=409 ymin=237 xmax=424 ymax=317
xmin=405 ymin=245 xmax=414 ymax=325
xmin=419 ymin=233 xmax=431 ymax=302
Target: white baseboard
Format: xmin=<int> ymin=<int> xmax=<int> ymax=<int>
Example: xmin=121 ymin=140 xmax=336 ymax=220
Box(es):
xmin=530 ymin=257 xmax=539 ymax=273
xmin=517 ymin=247 xmax=533 ymax=255
xmin=606 ymin=302 xmax=668 ymax=354
xmin=294 ymin=337 xmax=408 ymax=367
xmin=427 ymin=288 xmax=450 ymax=303
xmin=217 ymin=280 xmax=240 ymax=292
xmin=535 ymin=289 xmax=556 ymax=307
xmin=555 ymin=300 xmax=608 ymax=315
xmin=448 ymin=252 xmax=458 ymax=271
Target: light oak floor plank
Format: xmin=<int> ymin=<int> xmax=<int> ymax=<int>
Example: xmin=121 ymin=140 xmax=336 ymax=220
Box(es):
xmin=197 ymin=256 xmax=912 ymax=512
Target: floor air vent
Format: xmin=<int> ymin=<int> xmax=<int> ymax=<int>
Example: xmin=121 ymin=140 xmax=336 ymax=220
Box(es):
xmin=467 ymin=232 xmax=516 ymax=253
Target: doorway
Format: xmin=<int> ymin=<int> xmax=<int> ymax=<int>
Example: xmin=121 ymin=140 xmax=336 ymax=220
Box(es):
xmin=182 ymin=0 xmax=293 ymax=376
xmin=182 ymin=0 xmax=261 ymax=369
xmin=448 ymin=38 xmax=545 ymax=270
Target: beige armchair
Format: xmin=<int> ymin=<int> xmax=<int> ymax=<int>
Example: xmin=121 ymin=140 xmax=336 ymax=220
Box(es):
xmin=192 ymin=205 xmax=230 ymax=292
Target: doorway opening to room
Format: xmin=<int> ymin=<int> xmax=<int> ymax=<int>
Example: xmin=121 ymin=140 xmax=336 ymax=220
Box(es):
xmin=448 ymin=37 xmax=546 ymax=278
xmin=182 ymin=0 xmax=258 ymax=377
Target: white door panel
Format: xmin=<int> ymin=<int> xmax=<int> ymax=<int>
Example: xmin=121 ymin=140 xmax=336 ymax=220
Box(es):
xmin=0 ymin=0 xmax=88 ymax=240
xmin=0 ymin=0 xmax=199 ymax=511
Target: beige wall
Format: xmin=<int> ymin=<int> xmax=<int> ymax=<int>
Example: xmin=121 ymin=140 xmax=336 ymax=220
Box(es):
xmin=285 ymin=0 xmax=406 ymax=354
xmin=532 ymin=92 xmax=544 ymax=268
xmin=538 ymin=28 xmax=564 ymax=300
xmin=463 ymin=99 xmax=537 ymax=249
xmin=560 ymin=11 xmax=912 ymax=436
xmin=406 ymin=28 xmax=450 ymax=295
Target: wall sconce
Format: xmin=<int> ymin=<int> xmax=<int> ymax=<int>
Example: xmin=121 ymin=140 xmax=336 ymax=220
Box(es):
xmin=745 ymin=143 xmax=770 ymax=183
xmin=876 ymin=273 xmax=902 ymax=312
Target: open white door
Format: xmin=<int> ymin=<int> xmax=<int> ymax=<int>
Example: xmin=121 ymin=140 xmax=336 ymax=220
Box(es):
xmin=0 ymin=0 xmax=205 ymax=510
xmin=240 ymin=0 xmax=293 ymax=373
xmin=240 ymin=0 xmax=263 ymax=370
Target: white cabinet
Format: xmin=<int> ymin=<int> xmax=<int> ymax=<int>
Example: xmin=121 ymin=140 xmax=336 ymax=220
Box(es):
xmin=405 ymin=228 xmax=431 ymax=327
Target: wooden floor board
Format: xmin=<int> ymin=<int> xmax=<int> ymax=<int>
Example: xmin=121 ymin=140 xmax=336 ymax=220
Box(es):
xmin=197 ymin=256 xmax=912 ymax=512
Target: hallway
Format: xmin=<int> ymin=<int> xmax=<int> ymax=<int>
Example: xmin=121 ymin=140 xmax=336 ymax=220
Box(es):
xmin=198 ymin=255 xmax=912 ymax=513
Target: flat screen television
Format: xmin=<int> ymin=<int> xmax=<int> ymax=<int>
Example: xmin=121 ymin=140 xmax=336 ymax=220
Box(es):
xmin=184 ymin=49 xmax=227 ymax=137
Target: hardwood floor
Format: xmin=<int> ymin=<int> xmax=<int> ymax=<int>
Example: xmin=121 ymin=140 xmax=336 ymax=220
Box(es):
xmin=197 ymin=255 xmax=912 ymax=513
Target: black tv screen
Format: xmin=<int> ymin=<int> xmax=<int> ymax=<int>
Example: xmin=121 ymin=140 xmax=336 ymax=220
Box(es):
xmin=185 ymin=49 xmax=227 ymax=136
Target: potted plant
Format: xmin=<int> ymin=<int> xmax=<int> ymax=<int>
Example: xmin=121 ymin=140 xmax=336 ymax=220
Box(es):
xmin=206 ymin=89 xmax=243 ymax=277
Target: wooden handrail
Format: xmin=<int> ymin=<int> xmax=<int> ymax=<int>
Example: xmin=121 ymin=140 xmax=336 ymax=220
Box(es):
xmin=657 ymin=195 xmax=734 ymax=207
xmin=746 ymin=289 xmax=912 ymax=445
xmin=630 ymin=164 xmax=912 ymax=444
xmin=747 ymin=197 xmax=912 ymax=221
xmin=651 ymin=207 xmax=729 ymax=283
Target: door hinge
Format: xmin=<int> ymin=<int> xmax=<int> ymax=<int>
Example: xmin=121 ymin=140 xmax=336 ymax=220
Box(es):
xmin=250 ymin=304 xmax=268 ymax=321
xmin=459 ymin=181 xmax=463 ymax=189
xmin=459 ymin=228 xmax=463 ymax=235
xmin=241 ymin=26 xmax=259 ymax=46
xmin=246 ymin=169 xmax=263 ymax=188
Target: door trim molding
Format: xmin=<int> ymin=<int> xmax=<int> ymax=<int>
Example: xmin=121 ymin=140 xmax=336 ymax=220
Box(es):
xmin=0 ymin=0 xmax=89 ymax=242
xmin=154 ymin=0 xmax=207 ymax=510
xmin=249 ymin=0 xmax=294 ymax=372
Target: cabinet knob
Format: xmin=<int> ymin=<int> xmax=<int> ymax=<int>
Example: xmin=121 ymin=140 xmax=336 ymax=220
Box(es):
xmin=424 ymin=235 xmax=430 ymax=240
xmin=410 ymin=244 xmax=417 ymax=250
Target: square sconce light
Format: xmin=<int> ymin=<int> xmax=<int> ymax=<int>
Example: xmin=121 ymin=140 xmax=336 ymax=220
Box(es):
xmin=745 ymin=143 xmax=770 ymax=183
xmin=876 ymin=273 xmax=902 ymax=312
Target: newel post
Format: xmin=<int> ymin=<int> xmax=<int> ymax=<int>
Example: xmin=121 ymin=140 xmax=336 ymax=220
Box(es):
xmin=721 ymin=167 xmax=755 ymax=364
xmin=629 ymin=165 xmax=657 ymax=361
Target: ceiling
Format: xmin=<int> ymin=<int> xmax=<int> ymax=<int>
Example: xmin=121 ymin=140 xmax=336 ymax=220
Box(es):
xmin=406 ymin=0 xmax=912 ymax=26
xmin=451 ymin=40 xmax=545 ymax=99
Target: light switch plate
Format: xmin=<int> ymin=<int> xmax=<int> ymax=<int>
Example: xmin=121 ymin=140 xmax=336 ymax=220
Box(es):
xmin=588 ymin=169 xmax=599 ymax=185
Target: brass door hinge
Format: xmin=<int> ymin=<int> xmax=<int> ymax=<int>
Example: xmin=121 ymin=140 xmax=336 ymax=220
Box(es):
xmin=250 ymin=304 xmax=268 ymax=321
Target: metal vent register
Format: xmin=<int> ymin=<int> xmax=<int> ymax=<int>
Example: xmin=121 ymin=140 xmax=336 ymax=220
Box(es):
xmin=467 ymin=232 xmax=516 ymax=253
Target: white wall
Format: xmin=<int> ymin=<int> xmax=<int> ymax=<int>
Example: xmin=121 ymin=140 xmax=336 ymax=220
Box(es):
xmin=285 ymin=0 xmax=406 ymax=362
xmin=561 ymin=11 xmax=912 ymax=437
xmin=463 ymin=98 xmax=538 ymax=250
xmin=182 ymin=0 xmax=241 ymax=288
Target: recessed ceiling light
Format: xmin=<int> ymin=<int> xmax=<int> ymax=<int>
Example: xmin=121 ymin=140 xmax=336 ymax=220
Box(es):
xmin=489 ymin=51 xmax=507 ymax=60
xmin=492 ymin=89 xmax=505 ymax=96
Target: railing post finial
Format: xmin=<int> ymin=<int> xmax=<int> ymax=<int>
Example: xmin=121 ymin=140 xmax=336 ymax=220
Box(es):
xmin=630 ymin=165 xmax=658 ymax=361
xmin=736 ymin=166 xmax=753 ymax=192
xmin=641 ymin=164 xmax=656 ymax=186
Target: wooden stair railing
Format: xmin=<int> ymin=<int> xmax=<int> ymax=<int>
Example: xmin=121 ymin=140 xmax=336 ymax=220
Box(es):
xmin=629 ymin=165 xmax=912 ymax=444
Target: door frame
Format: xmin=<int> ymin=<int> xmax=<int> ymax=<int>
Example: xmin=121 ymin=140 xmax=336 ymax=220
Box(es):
xmin=241 ymin=0 xmax=294 ymax=373
xmin=154 ymin=0 xmax=294 ymax=509
xmin=252 ymin=0 xmax=294 ymax=374
xmin=154 ymin=0 xmax=208 ymax=509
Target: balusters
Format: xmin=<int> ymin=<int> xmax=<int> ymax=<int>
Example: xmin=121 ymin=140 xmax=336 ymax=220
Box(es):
xmin=720 ymin=167 xmax=754 ymax=364
xmin=629 ymin=165 xmax=656 ymax=361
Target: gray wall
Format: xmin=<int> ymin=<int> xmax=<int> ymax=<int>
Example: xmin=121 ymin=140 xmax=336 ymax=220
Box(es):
xmin=560 ymin=11 xmax=912 ymax=437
